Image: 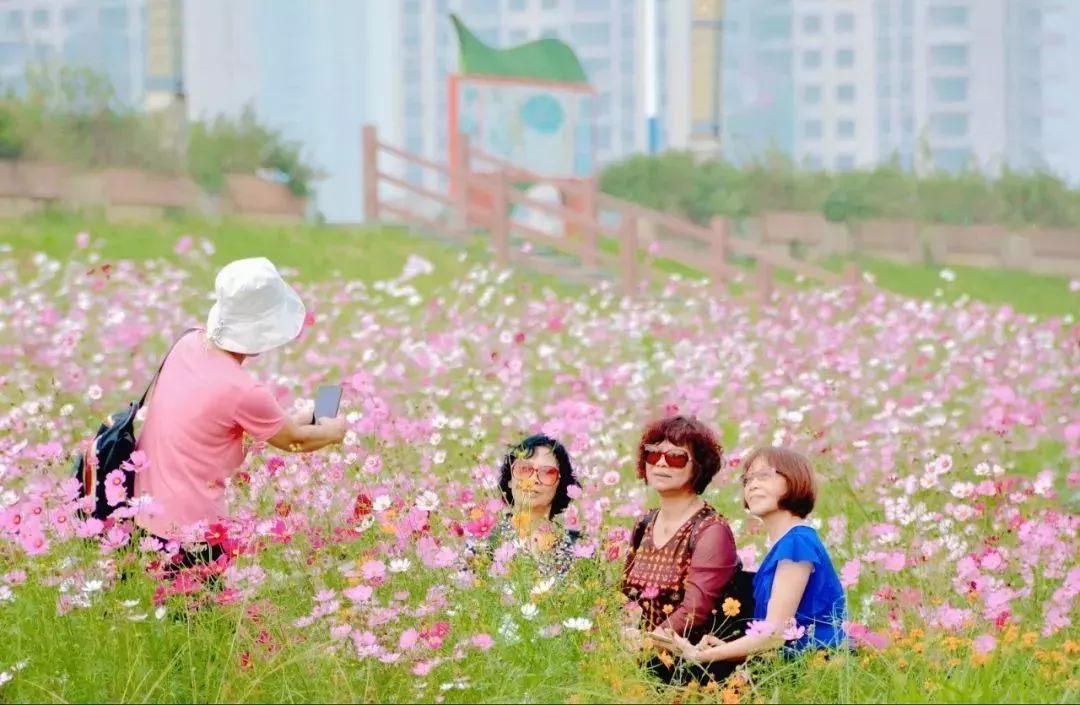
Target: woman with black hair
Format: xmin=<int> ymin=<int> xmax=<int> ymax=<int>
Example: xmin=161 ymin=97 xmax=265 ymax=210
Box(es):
xmin=480 ymin=434 xmax=583 ymax=578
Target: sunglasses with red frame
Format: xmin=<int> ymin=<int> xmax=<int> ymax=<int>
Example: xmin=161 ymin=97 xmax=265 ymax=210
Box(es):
xmin=643 ymin=446 xmax=691 ymax=469
xmin=511 ymin=460 xmax=561 ymax=486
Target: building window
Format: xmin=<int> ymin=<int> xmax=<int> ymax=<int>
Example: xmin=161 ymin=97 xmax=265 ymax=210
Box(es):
xmin=99 ymin=6 xmax=128 ymax=30
xmin=63 ymin=7 xmax=81 ymax=25
xmin=0 ymin=42 xmax=25 ymax=65
xmin=837 ymin=120 xmax=855 ymax=138
xmin=31 ymin=8 xmax=49 ymax=28
xmin=5 ymin=11 xmax=22 ymax=30
xmin=509 ymin=0 xmax=527 ymax=10
xmin=803 ymin=50 xmax=822 ymax=68
xmin=931 ymin=113 xmax=969 ymax=138
xmin=928 ymin=6 xmax=969 ymax=27
xmin=802 ymin=15 xmax=821 ymax=33
xmin=803 ymin=85 xmax=822 ymax=104
xmin=836 ymin=154 xmax=856 ymax=171
xmin=572 ymin=22 xmax=609 ymax=47
xmin=835 ymin=13 xmax=855 ymax=32
xmin=757 ymin=15 xmax=791 ymax=40
xmin=836 ymin=49 xmax=855 ymax=68
xmin=574 ymin=0 xmax=609 ymax=11
xmin=837 ymin=84 xmax=855 ymax=103
xmin=463 ymin=0 xmax=500 ymax=12
xmin=509 ymin=29 xmax=528 ymax=43
xmin=542 ymin=0 xmax=558 ymax=7
xmin=932 ymin=77 xmax=968 ymax=102
xmin=933 ymin=147 xmax=972 ymax=172
xmin=803 ymin=120 xmax=823 ymax=139
xmin=804 ymin=154 xmax=823 ymax=170
xmin=931 ymin=44 xmax=968 ymax=67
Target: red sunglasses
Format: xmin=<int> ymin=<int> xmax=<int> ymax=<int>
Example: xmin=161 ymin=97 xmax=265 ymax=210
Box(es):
xmin=644 ymin=446 xmax=691 ymax=469
xmin=512 ymin=461 xmax=560 ymax=486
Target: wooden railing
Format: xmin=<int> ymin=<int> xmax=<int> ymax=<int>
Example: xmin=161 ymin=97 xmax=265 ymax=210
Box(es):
xmin=362 ymin=125 xmax=861 ymax=300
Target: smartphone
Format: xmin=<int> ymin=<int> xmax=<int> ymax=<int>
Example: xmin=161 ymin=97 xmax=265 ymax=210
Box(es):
xmin=312 ymin=384 xmax=342 ymax=423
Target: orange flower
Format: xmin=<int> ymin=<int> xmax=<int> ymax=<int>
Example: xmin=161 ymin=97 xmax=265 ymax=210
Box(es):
xmin=722 ymin=597 xmax=741 ymax=617
xmin=511 ymin=511 xmax=533 ymax=536
xmin=656 ymin=649 xmax=675 ymax=668
xmin=662 ymin=603 xmax=675 ymax=615
xmin=533 ymin=530 xmax=556 ymax=552
xmin=1063 ymin=640 xmax=1080 ymax=655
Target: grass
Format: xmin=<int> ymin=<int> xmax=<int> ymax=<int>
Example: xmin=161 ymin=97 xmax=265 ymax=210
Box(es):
xmin=2 ymin=215 xmax=1075 ymax=317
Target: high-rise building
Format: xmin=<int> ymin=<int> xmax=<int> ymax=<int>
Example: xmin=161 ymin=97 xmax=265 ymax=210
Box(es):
xmin=182 ymin=0 xmax=398 ymax=222
xmin=722 ymin=0 xmax=1079 ymax=180
xmin=1041 ymin=0 xmax=1080 ymax=184
xmin=0 ymin=0 xmax=146 ymax=105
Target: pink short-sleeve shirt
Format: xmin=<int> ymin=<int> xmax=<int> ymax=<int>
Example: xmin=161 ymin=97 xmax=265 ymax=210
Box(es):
xmin=134 ymin=330 xmax=286 ymax=538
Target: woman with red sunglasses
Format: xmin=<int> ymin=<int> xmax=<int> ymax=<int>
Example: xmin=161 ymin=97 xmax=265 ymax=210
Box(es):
xmin=622 ymin=415 xmax=740 ymax=684
xmin=476 ymin=434 xmax=582 ymax=578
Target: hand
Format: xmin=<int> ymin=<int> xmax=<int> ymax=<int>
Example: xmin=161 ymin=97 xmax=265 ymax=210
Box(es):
xmin=291 ymin=410 xmax=315 ymax=427
xmin=621 ymin=626 xmax=643 ymax=653
xmin=316 ymin=415 xmax=347 ymax=442
xmin=668 ymin=633 xmax=701 ymax=663
xmin=698 ymin=634 xmax=722 ymax=648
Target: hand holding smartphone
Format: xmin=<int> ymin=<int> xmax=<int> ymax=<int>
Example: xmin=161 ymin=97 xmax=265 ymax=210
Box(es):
xmin=312 ymin=384 xmax=343 ymax=424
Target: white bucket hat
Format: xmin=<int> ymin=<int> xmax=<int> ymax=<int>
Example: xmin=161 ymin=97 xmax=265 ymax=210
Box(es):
xmin=205 ymin=257 xmax=306 ymax=355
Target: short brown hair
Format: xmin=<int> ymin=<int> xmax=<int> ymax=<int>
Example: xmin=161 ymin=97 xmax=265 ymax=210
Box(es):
xmin=741 ymin=446 xmax=817 ymax=518
xmin=636 ymin=415 xmax=723 ymax=495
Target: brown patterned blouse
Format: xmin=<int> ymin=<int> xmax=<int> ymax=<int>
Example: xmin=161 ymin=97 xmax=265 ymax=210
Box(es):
xmin=621 ymin=504 xmax=738 ymax=639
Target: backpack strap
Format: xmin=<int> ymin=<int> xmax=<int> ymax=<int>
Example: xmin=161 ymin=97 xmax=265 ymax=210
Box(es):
xmin=137 ymin=328 xmax=200 ymax=408
xmin=630 ymin=508 xmax=659 ymax=552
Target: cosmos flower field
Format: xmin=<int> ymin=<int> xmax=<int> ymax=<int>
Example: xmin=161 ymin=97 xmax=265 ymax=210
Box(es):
xmin=0 ymin=231 xmax=1077 ymax=703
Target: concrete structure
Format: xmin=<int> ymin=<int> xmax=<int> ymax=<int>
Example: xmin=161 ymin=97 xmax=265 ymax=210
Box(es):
xmin=0 ymin=0 xmax=146 ymax=105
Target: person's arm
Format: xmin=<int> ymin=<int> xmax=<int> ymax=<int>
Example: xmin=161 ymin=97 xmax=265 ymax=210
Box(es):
xmin=236 ymin=385 xmax=345 ymax=454
xmin=680 ymin=559 xmax=812 ymax=662
xmin=657 ymin=520 xmax=739 ymax=638
xmin=266 ymin=416 xmax=346 ymax=453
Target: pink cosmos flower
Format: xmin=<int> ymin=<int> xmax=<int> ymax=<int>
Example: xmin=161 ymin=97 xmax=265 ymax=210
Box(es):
xmin=344 ymin=585 xmax=374 ymax=604
xmin=973 ymin=633 xmax=997 ymax=655
xmin=470 ymin=633 xmax=494 ymax=651
xmin=104 ymin=469 xmax=128 ymax=507
xmin=361 ymin=560 xmax=387 ymax=582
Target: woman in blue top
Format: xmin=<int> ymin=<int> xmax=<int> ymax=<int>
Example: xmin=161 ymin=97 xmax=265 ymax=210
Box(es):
xmin=668 ymin=446 xmax=846 ymax=663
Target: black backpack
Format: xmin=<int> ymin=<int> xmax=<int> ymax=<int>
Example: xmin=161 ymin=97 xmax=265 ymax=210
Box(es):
xmin=629 ymin=508 xmax=757 ymax=641
xmin=72 ymin=329 xmax=197 ymax=521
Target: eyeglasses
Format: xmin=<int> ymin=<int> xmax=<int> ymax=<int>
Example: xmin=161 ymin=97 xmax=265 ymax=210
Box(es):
xmin=741 ymin=467 xmax=781 ymax=486
xmin=643 ymin=446 xmax=691 ymax=469
xmin=512 ymin=461 xmax=561 ymax=486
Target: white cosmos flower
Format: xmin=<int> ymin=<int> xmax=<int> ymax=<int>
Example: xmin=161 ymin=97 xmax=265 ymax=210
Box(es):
xmin=520 ymin=603 xmax=539 ymax=620
xmin=562 ymin=617 xmax=593 ymax=631
xmin=372 ymin=495 xmax=392 ymax=512
xmin=81 ymin=580 xmax=103 ymax=594
xmin=154 ymin=606 xmax=167 ymax=620
xmin=416 ymin=491 xmax=440 ymax=511
xmin=389 ymin=558 xmax=412 ymax=573
xmin=531 ymin=577 xmax=556 ymax=597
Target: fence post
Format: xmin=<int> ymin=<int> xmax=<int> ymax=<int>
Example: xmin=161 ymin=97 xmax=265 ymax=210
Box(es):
xmin=709 ymin=216 xmax=728 ymax=296
xmin=756 ymin=259 xmax=774 ymax=305
xmin=620 ymin=214 xmax=638 ymax=297
xmin=455 ymin=133 xmax=472 ymax=233
xmin=491 ymin=170 xmax=510 ymax=268
xmin=582 ymin=183 xmax=599 ymax=268
xmin=362 ymin=125 xmax=380 ymax=222
xmin=842 ymin=262 xmax=861 ymax=289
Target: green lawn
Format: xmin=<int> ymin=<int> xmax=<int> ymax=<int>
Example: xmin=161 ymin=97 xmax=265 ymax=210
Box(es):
xmin=1 ymin=215 xmax=1075 ymax=317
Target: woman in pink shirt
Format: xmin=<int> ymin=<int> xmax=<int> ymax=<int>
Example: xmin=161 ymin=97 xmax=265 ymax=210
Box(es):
xmin=134 ymin=257 xmax=345 ymax=570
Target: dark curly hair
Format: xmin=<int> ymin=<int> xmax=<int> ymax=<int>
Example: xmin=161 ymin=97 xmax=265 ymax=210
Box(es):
xmin=636 ymin=415 xmax=724 ymax=495
xmin=498 ymin=434 xmax=580 ymax=518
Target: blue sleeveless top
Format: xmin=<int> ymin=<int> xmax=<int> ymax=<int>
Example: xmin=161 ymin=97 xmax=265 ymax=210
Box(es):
xmin=753 ymin=525 xmax=846 ymax=651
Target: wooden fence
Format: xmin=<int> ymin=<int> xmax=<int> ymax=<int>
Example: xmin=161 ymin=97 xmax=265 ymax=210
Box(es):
xmin=362 ymin=125 xmax=861 ymax=301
